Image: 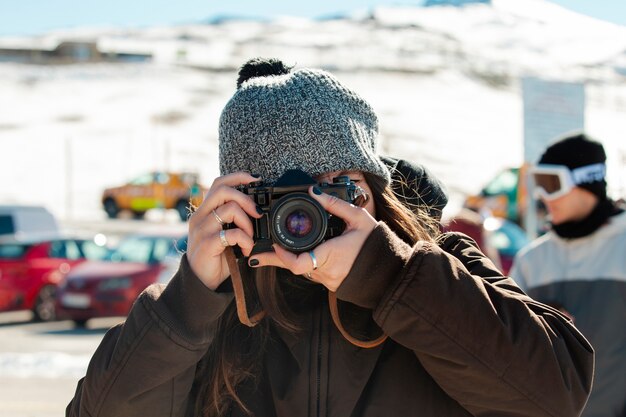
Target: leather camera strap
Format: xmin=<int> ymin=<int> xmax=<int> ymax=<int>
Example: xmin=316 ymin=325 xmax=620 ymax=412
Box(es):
xmin=225 ymin=247 xmax=386 ymax=348
xmin=328 ymin=291 xmax=388 ymax=349
xmin=224 ymin=247 xmax=266 ymax=327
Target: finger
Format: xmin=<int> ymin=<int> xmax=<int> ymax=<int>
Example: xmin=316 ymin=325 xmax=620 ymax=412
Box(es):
xmin=248 ymin=246 xmax=287 ymax=269
xmin=211 ymin=171 xmax=261 ymax=189
xmin=194 ymin=171 xmax=260 ymax=218
xmin=214 ymin=228 xmax=255 ymax=254
xmin=196 ymin=185 xmax=263 ymax=219
xmin=213 ymin=201 xmax=255 ymax=237
xmin=309 ymin=186 xmax=365 ymax=224
xmin=251 ymin=245 xmax=315 ymax=276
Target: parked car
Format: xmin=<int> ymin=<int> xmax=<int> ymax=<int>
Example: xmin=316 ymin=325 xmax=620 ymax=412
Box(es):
xmin=444 ymin=209 xmax=529 ymax=275
xmin=101 ymin=171 xmax=205 ymax=221
xmin=0 ymin=205 xmax=59 ymax=240
xmin=463 ymin=167 xmax=527 ymax=224
xmin=56 ymin=231 xmax=187 ymax=327
xmin=0 ymin=237 xmax=108 ymax=321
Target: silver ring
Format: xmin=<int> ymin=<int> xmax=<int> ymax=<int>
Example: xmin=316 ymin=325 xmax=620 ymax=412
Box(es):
xmin=219 ymin=230 xmax=229 ymax=247
xmin=309 ymin=250 xmax=318 ymax=270
xmin=212 ymin=209 xmax=225 ymax=227
xmin=304 ymin=272 xmax=313 ymax=280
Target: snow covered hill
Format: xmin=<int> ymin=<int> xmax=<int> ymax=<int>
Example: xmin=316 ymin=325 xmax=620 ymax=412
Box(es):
xmin=0 ymin=0 xmax=624 ymax=220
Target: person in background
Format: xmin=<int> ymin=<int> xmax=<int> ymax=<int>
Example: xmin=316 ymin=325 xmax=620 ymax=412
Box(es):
xmin=67 ymin=58 xmax=593 ymax=417
xmin=510 ymin=132 xmax=626 ymax=417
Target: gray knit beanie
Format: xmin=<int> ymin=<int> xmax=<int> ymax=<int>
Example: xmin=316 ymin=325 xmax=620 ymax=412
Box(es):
xmin=219 ymin=58 xmax=391 ymax=185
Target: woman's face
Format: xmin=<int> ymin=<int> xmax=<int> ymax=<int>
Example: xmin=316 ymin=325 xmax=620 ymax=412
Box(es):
xmin=315 ymin=171 xmax=376 ymax=218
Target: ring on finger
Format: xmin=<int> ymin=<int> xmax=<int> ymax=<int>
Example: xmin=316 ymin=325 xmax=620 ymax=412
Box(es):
xmin=212 ymin=209 xmax=225 ymax=227
xmin=219 ymin=230 xmax=230 ymax=247
xmin=308 ymin=250 xmax=318 ymax=270
xmin=304 ymin=272 xmax=313 ymax=280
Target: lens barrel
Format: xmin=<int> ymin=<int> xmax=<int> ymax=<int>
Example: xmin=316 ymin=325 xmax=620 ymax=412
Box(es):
xmin=270 ymin=193 xmax=327 ymax=252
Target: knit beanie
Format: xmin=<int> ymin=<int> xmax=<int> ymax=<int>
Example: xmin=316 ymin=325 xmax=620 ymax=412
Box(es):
xmin=219 ymin=58 xmax=391 ymax=185
xmin=538 ymin=132 xmax=607 ymax=200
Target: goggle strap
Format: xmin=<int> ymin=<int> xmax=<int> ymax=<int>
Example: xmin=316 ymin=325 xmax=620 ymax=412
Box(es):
xmin=571 ymin=163 xmax=605 ymax=185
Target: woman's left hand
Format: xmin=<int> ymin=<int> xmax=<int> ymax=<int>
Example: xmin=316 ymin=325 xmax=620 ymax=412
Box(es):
xmin=248 ymin=186 xmax=378 ymax=292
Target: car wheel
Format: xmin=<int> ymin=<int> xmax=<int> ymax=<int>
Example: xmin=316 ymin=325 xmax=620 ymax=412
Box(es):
xmin=176 ymin=200 xmax=191 ymax=221
xmin=103 ymin=198 xmax=120 ymax=219
xmin=131 ymin=210 xmax=146 ymax=220
xmin=32 ymin=285 xmax=57 ymax=322
xmin=73 ymin=319 xmax=88 ymax=328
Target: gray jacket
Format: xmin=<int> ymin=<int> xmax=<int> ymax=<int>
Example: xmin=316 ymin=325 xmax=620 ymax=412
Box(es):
xmin=511 ymin=211 xmax=626 ymax=417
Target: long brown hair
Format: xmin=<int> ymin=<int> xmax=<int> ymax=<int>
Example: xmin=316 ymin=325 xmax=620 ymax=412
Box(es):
xmin=196 ymin=172 xmax=439 ymax=417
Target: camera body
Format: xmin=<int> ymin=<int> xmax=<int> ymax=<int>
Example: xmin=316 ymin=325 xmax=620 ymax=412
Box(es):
xmin=236 ymin=169 xmax=361 ymax=256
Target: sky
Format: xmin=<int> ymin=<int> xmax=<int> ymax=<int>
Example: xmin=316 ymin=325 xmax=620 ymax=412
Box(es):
xmin=0 ymin=0 xmax=625 ymax=37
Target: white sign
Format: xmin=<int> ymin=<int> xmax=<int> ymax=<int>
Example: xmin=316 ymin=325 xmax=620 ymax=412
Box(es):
xmin=522 ymin=77 xmax=586 ymax=164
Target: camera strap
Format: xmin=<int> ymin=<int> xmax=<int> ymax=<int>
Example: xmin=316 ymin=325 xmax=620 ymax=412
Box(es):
xmin=225 ymin=246 xmax=387 ymax=348
xmin=328 ymin=292 xmax=388 ymax=349
xmin=224 ymin=247 xmax=266 ymax=326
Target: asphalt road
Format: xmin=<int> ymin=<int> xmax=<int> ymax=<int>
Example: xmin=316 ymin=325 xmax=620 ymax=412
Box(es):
xmin=0 ymin=311 xmax=122 ymax=417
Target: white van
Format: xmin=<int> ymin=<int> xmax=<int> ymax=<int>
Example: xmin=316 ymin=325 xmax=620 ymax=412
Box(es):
xmin=0 ymin=205 xmax=60 ymax=242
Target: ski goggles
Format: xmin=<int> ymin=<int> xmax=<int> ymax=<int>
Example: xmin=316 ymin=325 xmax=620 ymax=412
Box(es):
xmin=530 ymin=163 xmax=605 ymax=201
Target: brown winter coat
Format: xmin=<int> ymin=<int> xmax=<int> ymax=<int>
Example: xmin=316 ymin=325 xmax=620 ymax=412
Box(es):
xmin=67 ymin=223 xmax=593 ymax=417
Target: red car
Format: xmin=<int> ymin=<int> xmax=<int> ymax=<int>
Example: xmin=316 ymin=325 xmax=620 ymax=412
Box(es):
xmin=0 ymin=237 xmax=107 ymax=321
xmin=56 ymin=231 xmax=186 ymax=327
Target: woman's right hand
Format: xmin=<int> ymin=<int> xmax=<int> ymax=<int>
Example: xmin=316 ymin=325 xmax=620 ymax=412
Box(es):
xmin=186 ymin=172 xmax=263 ymax=290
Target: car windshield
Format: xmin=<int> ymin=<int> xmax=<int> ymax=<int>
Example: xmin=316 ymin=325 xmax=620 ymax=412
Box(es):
xmin=107 ymin=236 xmax=157 ymax=263
xmin=106 ymin=235 xmax=183 ymax=264
xmin=0 ymin=243 xmax=31 ymax=259
xmin=129 ymin=173 xmax=154 ymax=186
xmin=80 ymin=240 xmax=110 ymax=260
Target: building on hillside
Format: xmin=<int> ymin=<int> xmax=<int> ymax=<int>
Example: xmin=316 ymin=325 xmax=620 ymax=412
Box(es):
xmin=0 ymin=40 xmax=152 ymax=64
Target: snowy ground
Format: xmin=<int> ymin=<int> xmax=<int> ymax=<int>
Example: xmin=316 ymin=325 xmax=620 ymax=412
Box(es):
xmin=0 ymin=62 xmax=624 ymax=223
xmin=0 ymin=312 xmax=122 ymax=417
xmin=2 ymin=0 xmax=626 ymax=223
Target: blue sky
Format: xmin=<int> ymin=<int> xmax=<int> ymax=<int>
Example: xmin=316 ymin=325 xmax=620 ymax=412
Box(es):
xmin=0 ymin=0 xmax=624 ymax=36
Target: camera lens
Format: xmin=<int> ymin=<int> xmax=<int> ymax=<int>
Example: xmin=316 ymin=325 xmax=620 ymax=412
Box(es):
xmin=270 ymin=193 xmax=327 ymax=252
xmin=285 ymin=210 xmax=313 ymax=237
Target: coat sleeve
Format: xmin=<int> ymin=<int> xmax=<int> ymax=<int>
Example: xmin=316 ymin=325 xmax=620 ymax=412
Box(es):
xmin=336 ymin=224 xmax=594 ymax=417
xmin=66 ymin=255 xmax=234 ymax=417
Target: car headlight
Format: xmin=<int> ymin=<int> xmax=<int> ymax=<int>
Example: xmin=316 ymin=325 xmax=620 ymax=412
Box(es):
xmin=98 ymin=277 xmax=133 ymax=291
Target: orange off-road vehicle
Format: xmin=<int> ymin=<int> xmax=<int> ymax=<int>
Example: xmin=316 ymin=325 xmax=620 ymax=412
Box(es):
xmin=102 ymin=172 xmax=205 ymax=221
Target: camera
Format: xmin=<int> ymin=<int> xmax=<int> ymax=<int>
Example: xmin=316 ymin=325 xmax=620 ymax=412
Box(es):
xmin=234 ymin=169 xmax=363 ymax=256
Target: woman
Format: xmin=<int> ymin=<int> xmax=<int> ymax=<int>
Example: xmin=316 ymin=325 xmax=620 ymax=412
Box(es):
xmin=67 ymin=58 xmax=593 ymax=417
